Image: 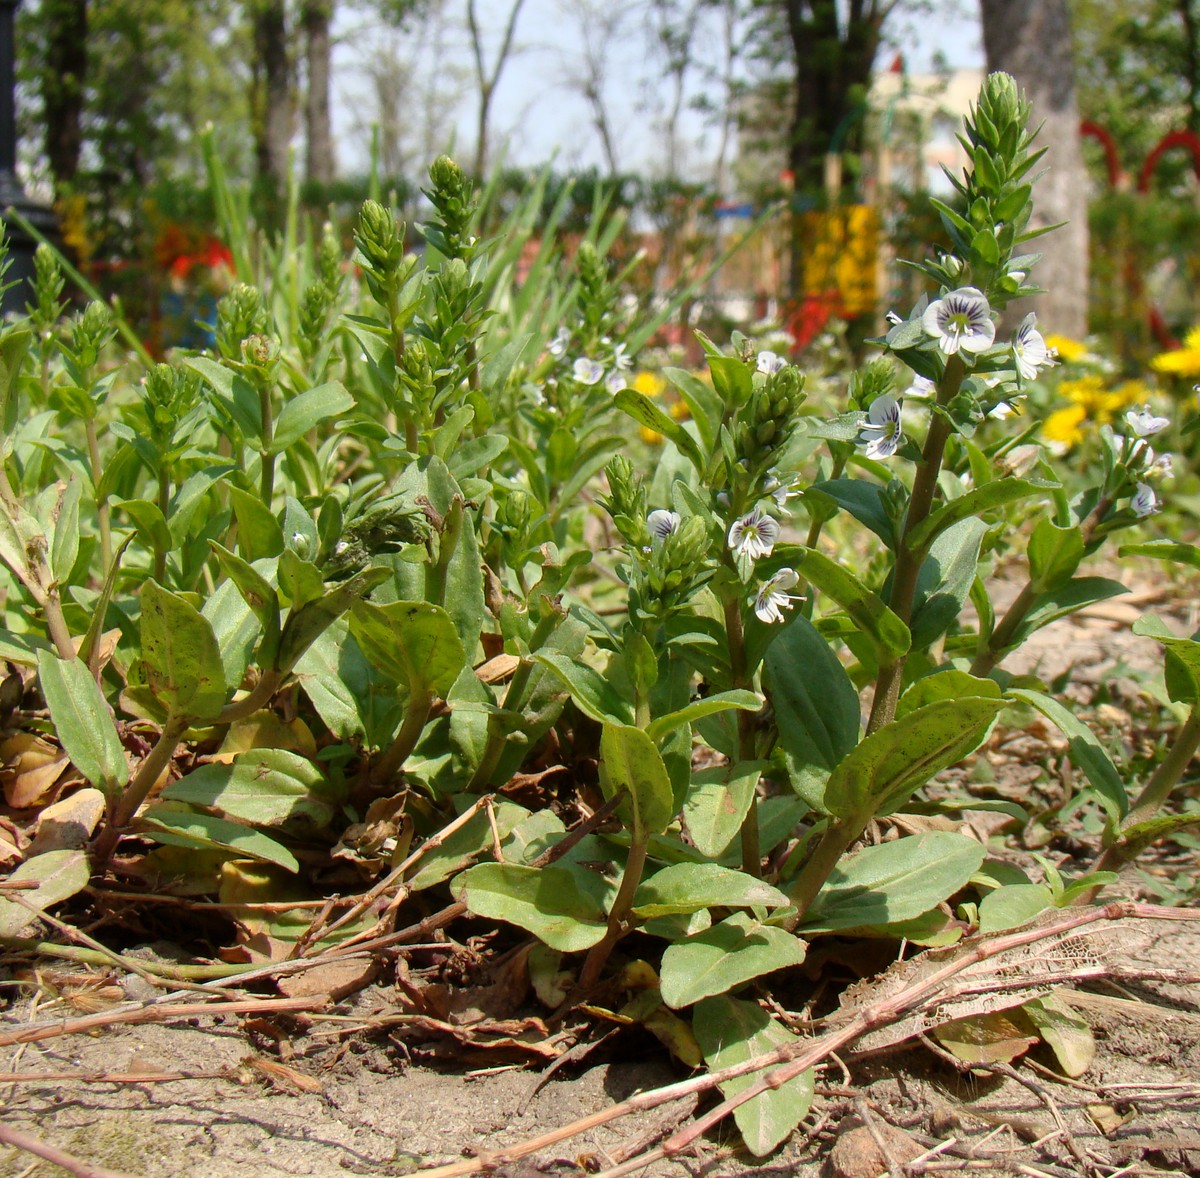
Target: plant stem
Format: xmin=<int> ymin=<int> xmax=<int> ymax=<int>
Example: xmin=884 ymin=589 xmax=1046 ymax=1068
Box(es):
xmin=84 ymin=417 xmax=113 ymax=576
xmin=783 ymin=816 xmax=864 ymax=921
xmin=468 ymin=608 xmax=565 ymax=791
xmin=258 ymin=380 xmax=275 ymax=505
xmin=723 ymin=592 xmax=761 ymax=877
xmin=867 ymin=354 xmax=966 ymax=735
xmin=970 ymin=493 xmax=1113 ymax=678
xmin=93 ymin=712 xmax=191 ymax=866
xmin=370 ymin=691 xmax=434 ymax=786
xmin=425 ymin=497 xmax=464 ymax=607
xmin=574 ymin=835 xmax=649 ymax=996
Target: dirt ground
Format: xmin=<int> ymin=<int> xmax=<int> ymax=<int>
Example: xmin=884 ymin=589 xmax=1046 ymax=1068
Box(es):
xmin=3 ymin=574 xmax=1200 ymax=1178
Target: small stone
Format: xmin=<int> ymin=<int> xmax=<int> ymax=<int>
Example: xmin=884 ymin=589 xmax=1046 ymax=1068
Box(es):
xmin=828 ymin=1120 xmax=923 ymax=1178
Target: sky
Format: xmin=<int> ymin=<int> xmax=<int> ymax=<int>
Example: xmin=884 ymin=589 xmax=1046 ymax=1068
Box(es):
xmin=331 ymin=1 xmax=985 ymax=181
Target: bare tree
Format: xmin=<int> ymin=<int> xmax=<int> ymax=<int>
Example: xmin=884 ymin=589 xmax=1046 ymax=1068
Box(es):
xmin=303 ymin=0 xmax=336 ymax=189
xmin=250 ymin=0 xmax=293 ymax=204
xmin=556 ymin=0 xmax=631 ymax=174
xmin=980 ymin=0 xmax=1088 ymax=337
xmin=466 ymin=0 xmax=528 ymax=178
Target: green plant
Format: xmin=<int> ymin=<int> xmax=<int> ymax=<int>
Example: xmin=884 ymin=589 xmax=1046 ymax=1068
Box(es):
xmin=4 ymin=76 xmax=1197 ymax=1161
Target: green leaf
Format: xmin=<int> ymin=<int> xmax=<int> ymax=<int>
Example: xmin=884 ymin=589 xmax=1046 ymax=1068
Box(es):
xmin=448 ymin=433 xmax=508 ymax=479
xmin=898 ymin=670 xmax=1002 ymax=717
xmin=613 ymin=388 xmax=704 ymax=470
xmin=800 ymin=832 xmax=985 ymax=932
xmin=764 ymin=613 xmax=860 ymax=812
xmin=823 ymin=696 xmax=1004 ymax=820
xmin=36 ymin=651 xmax=129 ymax=793
xmin=659 ymin=911 xmax=807 ymax=1009
xmin=646 ymin=689 xmax=760 ymax=742
xmin=791 ymin=547 xmax=910 ymax=660
xmin=1007 ymin=688 xmax=1128 ymax=818
xmin=162 ymin=749 xmax=339 ymax=829
xmin=1132 ymin=614 xmax=1200 ymax=706
xmin=0 ymin=329 xmax=33 ymax=459
xmin=534 ymin=651 xmax=633 ymax=726
xmin=1119 ymin=538 xmax=1200 ymax=571
xmin=681 ymin=761 xmax=764 ymax=858
xmin=185 ymin=356 xmax=261 ymax=442
xmin=1022 ymin=994 xmax=1095 ymax=1078
xmin=137 ymin=804 xmax=300 ymax=872
xmin=910 ymin=518 xmax=986 ymax=650
xmin=350 ymin=599 xmax=466 ymax=699
xmin=805 ymin=479 xmax=896 ymax=548
xmin=294 ymin=619 xmax=398 ymax=745
xmin=275 ymin=565 xmax=391 ymax=674
xmin=631 ymin=863 xmax=789 ymax=919
xmin=202 ymin=574 xmax=264 ymax=691
xmin=1014 ymin=577 xmax=1128 ymax=644
xmin=1029 ymin=518 xmax=1084 ymax=591
xmin=1112 ymin=812 xmax=1200 ymax=860
xmin=451 ymin=861 xmax=611 ymax=952
xmin=140 ymin=580 xmax=228 ymax=722
xmin=600 ymin=723 xmax=676 ymax=840
xmin=662 ymin=365 xmax=722 ymax=452
xmin=693 ymin=996 xmax=814 ymax=1157
xmin=209 ymin=543 xmax=281 ymax=667
xmin=48 ymin=476 xmax=82 ymax=584
xmin=116 ymin=498 xmax=173 ymax=560
xmin=228 ymin=485 xmax=284 ymax=560
xmin=0 ymin=499 xmax=44 ymax=587
xmin=0 ymin=849 xmax=90 ymax=937
xmin=270 ymin=381 xmax=355 ymax=454
xmin=404 ymin=799 xmax=529 ymax=892
xmin=906 ymin=478 xmax=1056 ymax=555
xmin=977 ymin=884 xmax=1054 ymax=934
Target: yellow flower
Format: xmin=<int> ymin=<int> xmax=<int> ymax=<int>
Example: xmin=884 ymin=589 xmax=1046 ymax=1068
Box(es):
xmin=1111 ymin=379 xmax=1152 ymax=408
xmin=1042 ymin=404 xmax=1086 ymax=451
xmin=632 ymin=370 xmax=666 ymax=397
xmin=1151 ymin=329 xmax=1200 ymax=379
xmin=1059 ymin=376 xmax=1127 ymax=423
xmin=1044 ymin=334 xmax=1088 ymax=364
xmin=639 ymin=426 xmax=665 ymax=445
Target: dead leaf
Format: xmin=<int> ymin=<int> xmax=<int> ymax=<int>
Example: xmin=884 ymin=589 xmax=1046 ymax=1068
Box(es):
xmin=475 ymin=653 xmax=520 ymax=685
xmin=29 ymin=787 xmax=106 ymax=854
xmin=1 ymin=732 xmax=72 ymax=808
xmin=333 ymin=793 xmax=412 ymax=868
xmin=209 ymin=712 xmax=317 ymax=764
xmin=1087 ymin=1103 xmax=1136 ymax=1134
xmin=0 ymin=848 xmax=91 ymax=937
xmin=932 ymin=1009 xmax=1039 ymax=1067
xmin=242 ymin=1055 xmax=324 ymax=1094
xmin=277 ymin=959 xmax=379 ymax=1003
xmin=1023 ymin=991 xmax=1095 ymax=1077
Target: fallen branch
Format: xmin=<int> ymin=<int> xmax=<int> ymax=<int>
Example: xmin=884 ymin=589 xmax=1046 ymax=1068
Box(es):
xmin=0 ymin=1123 xmax=140 ymax=1178
xmin=416 ymin=902 xmax=1200 ymax=1178
xmin=0 ymin=994 xmax=326 ymax=1047
xmin=0 ymin=1067 xmax=227 ymax=1084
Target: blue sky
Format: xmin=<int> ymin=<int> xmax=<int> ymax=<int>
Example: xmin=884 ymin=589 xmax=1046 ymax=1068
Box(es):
xmin=332 ymin=1 xmax=984 ymax=179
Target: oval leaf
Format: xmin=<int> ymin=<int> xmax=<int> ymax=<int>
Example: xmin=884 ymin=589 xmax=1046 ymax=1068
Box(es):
xmin=801 ymin=831 xmax=985 ymax=932
xmin=452 ymin=861 xmax=611 ymax=952
xmin=37 ymin=651 xmax=129 ymax=792
xmin=792 ymin=547 xmax=910 ymax=659
xmin=693 ymin=995 xmax=814 ymax=1157
xmin=660 ymin=912 xmax=807 ymax=1009
xmin=632 ymin=863 xmax=789 ymax=919
xmin=600 ymin=723 xmax=676 ymax=840
xmin=140 ymin=580 xmax=229 ymax=722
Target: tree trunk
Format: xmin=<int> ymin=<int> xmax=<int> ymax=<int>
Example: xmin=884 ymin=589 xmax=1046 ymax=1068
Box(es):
xmin=303 ymin=0 xmax=335 ymax=191
xmin=42 ymin=0 xmax=88 ymax=194
xmin=781 ymin=0 xmax=885 ymax=298
xmin=981 ymin=0 xmax=1089 ymax=338
xmin=251 ymin=0 xmax=292 ymax=209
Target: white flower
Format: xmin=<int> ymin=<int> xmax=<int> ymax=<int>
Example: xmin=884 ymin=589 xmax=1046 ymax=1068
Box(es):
xmin=605 ymin=342 xmax=633 ymax=393
xmin=754 ymin=568 xmax=803 ymax=624
xmin=989 ymin=400 xmax=1017 ymax=419
xmin=1149 ymin=451 xmax=1174 ymax=479
xmin=1012 ymin=312 xmax=1050 ymax=380
xmin=1125 ymin=404 xmax=1170 ymax=437
xmin=757 ymin=350 xmax=786 ymax=375
xmin=859 ymin=394 xmax=903 ymax=460
xmin=922 ymin=287 xmax=996 ymax=355
xmin=548 ymin=327 xmax=570 ymax=358
xmin=647 ymin=509 xmax=680 ymax=543
xmin=761 ymin=472 xmax=798 ymax=514
xmin=727 ymin=508 xmax=780 ymax=561
xmin=902 ymin=374 xmax=935 ymax=399
xmin=1131 ymin=482 xmax=1160 ymax=518
xmin=573 ymin=357 xmax=605 ymax=386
